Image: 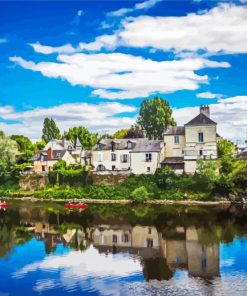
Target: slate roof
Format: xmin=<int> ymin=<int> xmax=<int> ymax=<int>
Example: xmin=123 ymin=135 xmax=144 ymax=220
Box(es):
xmin=162 ymin=157 xmax=184 ymax=164
xmin=238 ymin=149 xmax=247 ymax=159
xmin=185 ymin=113 xmax=217 ymax=126
xmin=32 ymin=150 xmax=67 ymax=161
xmin=93 ymin=138 xmax=163 ymax=152
xmin=165 ymin=126 xmax=185 ymax=135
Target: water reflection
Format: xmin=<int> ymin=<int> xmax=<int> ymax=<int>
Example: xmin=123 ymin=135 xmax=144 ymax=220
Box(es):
xmin=1 ymin=202 xmax=247 ymax=295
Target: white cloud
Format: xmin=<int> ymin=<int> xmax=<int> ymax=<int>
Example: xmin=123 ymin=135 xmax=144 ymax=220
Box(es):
xmin=119 ymin=4 xmax=247 ymax=54
xmin=109 ymin=0 xmax=163 ymax=17
xmin=29 ymin=43 xmax=78 ymax=55
xmin=174 ymin=95 xmax=247 ymax=144
xmin=0 ymin=101 xmax=137 ymax=139
xmin=78 ymin=34 xmax=118 ymax=51
xmin=9 ymin=53 xmax=230 ymax=100
xmin=196 ymin=92 xmax=223 ymax=99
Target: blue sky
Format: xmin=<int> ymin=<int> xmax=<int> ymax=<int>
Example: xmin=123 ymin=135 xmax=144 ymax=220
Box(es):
xmin=0 ymin=0 xmax=246 ymax=142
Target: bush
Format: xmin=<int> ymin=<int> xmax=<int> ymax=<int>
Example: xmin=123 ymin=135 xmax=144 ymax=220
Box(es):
xmin=154 ymin=166 xmax=176 ymax=189
xmin=130 ymin=186 xmax=149 ymax=202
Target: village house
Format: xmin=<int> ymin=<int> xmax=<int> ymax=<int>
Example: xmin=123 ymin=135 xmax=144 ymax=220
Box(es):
xmin=163 ymin=105 xmax=218 ymax=174
xmin=32 ymin=139 xmax=77 ymax=173
xmin=91 ymin=138 xmax=165 ymax=175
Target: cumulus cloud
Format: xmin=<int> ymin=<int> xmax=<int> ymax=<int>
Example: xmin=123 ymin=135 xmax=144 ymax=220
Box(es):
xmin=109 ymin=0 xmax=163 ymax=17
xmin=9 ymin=53 xmax=230 ymax=100
xmin=174 ymin=95 xmax=247 ymax=144
xmin=196 ymin=92 xmax=223 ymax=99
xmin=29 ymin=42 xmax=78 ymax=54
xmin=119 ymin=4 xmax=247 ymax=54
xmin=0 ymin=101 xmax=137 ymax=139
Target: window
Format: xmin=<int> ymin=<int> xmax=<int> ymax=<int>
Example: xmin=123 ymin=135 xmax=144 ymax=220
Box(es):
xmin=148 ymin=227 xmax=152 ymax=234
xmin=147 ymin=167 xmax=151 ymax=172
xmin=147 ymin=239 xmax=153 ymax=248
xmin=68 ymin=145 xmax=73 ymax=150
xmin=177 ymin=256 xmax=182 ymax=264
xmin=127 ymin=141 xmax=132 ymax=149
xmin=97 ymin=164 xmax=106 ymax=171
xmin=146 ymin=153 xmax=152 ymax=162
xmin=121 ymin=154 xmax=129 ymax=163
xmin=97 ymin=152 xmax=103 ymax=162
xmin=42 ymin=166 xmax=46 ymax=172
xmin=174 ymin=135 xmax=179 ymax=144
xmin=112 ymin=235 xmax=118 ymax=243
xmin=56 ymin=153 xmax=61 ymax=157
xmin=112 ymin=165 xmax=116 ymax=171
xmin=198 ymin=132 xmax=204 ymax=143
xmin=111 ymin=153 xmax=116 ymax=161
xmin=200 ymin=150 xmax=203 ymax=156
xmin=122 ymin=234 xmax=129 ymax=243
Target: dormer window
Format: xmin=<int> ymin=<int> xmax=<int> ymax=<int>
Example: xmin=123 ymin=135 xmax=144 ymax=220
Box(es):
xmin=111 ymin=141 xmax=116 ymax=151
xmin=127 ymin=141 xmax=132 ymax=149
xmin=97 ymin=143 xmax=103 ymax=150
xmin=68 ymin=145 xmax=73 ymax=151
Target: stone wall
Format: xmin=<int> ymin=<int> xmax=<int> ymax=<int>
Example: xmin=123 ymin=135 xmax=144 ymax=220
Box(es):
xmin=90 ymin=172 xmax=129 ymax=185
xmin=19 ymin=174 xmax=49 ymax=192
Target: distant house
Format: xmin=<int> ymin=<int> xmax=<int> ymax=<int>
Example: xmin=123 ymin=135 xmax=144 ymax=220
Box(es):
xmin=237 ymin=148 xmax=247 ymax=160
xmin=164 ymin=105 xmax=218 ymax=174
xmin=91 ymin=138 xmax=165 ymax=174
xmin=32 ymin=139 xmax=76 ymax=173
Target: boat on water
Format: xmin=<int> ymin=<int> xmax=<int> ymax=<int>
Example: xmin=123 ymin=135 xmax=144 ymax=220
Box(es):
xmin=64 ymin=203 xmax=88 ymax=209
xmin=0 ymin=202 xmax=8 ymax=208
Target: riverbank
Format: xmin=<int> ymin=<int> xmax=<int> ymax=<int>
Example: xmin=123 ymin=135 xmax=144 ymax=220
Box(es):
xmin=4 ymin=195 xmax=231 ymax=206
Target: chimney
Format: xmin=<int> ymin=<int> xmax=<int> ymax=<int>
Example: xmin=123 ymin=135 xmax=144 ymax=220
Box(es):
xmin=47 ymin=147 xmax=53 ymax=160
xmin=200 ymin=105 xmax=210 ymax=117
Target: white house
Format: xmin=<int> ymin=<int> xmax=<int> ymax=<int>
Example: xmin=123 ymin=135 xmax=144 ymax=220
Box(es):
xmin=91 ymin=138 xmax=165 ymax=175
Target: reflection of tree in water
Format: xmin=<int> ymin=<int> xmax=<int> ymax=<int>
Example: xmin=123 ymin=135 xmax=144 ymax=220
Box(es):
xmin=143 ymin=258 xmax=173 ymax=281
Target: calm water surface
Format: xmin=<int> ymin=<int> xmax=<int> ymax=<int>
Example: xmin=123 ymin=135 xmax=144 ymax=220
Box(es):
xmin=1 ymin=201 xmax=247 ymax=296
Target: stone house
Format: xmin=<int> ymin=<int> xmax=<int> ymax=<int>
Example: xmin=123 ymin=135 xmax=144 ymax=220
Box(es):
xmin=91 ymin=138 xmax=165 ymax=175
xmin=163 ymin=105 xmax=218 ymax=174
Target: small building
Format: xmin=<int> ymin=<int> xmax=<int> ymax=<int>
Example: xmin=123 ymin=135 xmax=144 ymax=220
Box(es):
xmin=164 ymin=105 xmax=218 ymax=174
xmin=91 ymin=138 xmax=165 ymax=175
xmin=237 ymin=148 xmax=247 ymax=160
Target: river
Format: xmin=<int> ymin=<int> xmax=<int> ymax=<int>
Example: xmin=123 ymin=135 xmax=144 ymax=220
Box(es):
xmin=1 ymin=200 xmax=247 ymax=295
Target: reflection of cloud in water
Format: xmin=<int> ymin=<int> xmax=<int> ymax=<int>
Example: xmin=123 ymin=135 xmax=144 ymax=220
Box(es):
xmin=33 ymin=279 xmax=60 ymax=293
xmin=220 ymin=258 xmax=235 ymax=267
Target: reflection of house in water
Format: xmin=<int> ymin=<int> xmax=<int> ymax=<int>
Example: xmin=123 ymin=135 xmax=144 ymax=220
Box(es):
xmin=92 ymin=224 xmax=220 ymax=280
xmin=34 ymin=223 xmax=89 ymax=254
xmin=162 ymin=226 xmax=219 ymax=278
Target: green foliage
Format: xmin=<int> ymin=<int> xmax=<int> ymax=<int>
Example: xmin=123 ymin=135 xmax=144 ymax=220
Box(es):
xmin=42 ymin=118 xmax=61 ymax=143
xmin=130 ymin=186 xmax=149 ymax=202
xmin=112 ymin=129 xmax=129 ymax=139
xmin=124 ymin=124 xmax=144 ymax=139
xmin=154 ymin=166 xmax=176 ymax=189
xmin=48 ymin=169 xmax=89 ymax=186
xmin=63 ymin=126 xmax=99 ymax=150
xmin=53 ymin=160 xmax=67 ymax=171
xmin=137 ymin=97 xmax=176 ymax=139
xmin=217 ymin=138 xmax=235 ymax=158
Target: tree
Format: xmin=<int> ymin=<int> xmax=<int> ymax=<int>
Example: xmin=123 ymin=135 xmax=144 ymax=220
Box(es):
xmin=42 ymin=118 xmax=61 ymax=143
xmin=217 ymin=138 xmax=236 ymax=158
xmin=112 ymin=129 xmax=129 ymax=139
xmin=130 ymin=186 xmax=149 ymax=202
xmin=0 ymin=134 xmax=19 ymax=179
xmin=63 ymin=126 xmax=99 ymax=150
xmin=124 ymin=124 xmax=144 ymax=139
xmin=10 ymin=135 xmax=35 ymax=164
xmin=137 ymin=97 xmax=176 ymax=139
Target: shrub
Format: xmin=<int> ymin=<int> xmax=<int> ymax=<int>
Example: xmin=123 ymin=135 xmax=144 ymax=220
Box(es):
xmin=154 ymin=166 xmax=176 ymax=189
xmin=130 ymin=186 xmax=149 ymax=202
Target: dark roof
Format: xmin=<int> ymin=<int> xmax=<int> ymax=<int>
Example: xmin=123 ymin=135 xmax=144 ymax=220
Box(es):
xmin=93 ymin=138 xmax=163 ymax=152
xmin=165 ymin=126 xmax=185 ymax=135
xmin=185 ymin=113 xmax=217 ymax=126
xmin=238 ymin=149 xmax=247 ymax=159
xmin=32 ymin=150 xmax=67 ymax=161
xmin=162 ymin=157 xmax=184 ymax=164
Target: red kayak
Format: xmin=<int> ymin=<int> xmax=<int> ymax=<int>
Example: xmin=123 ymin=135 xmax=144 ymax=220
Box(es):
xmin=0 ymin=202 xmax=8 ymax=209
xmin=64 ymin=203 xmax=88 ymax=209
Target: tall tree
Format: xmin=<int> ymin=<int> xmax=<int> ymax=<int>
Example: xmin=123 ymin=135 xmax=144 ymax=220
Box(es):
xmin=63 ymin=126 xmax=99 ymax=150
xmin=137 ymin=97 xmax=176 ymax=139
xmin=124 ymin=124 xmax=144 ymax=139
xmin=42 ymin=118 xmax=61 ymax=143
xmin=0 ymin=133 xmax=19 ymax=175
xmin=112 ymin=129 xmax=129 ymax=139
xmin=217 ymin=138 xmax=236 ymax=158
xmin=10 ymin=135 xmax=35 ymax=164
